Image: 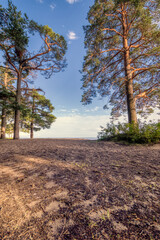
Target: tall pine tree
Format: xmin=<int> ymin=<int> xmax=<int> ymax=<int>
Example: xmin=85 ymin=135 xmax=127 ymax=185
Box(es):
xmin=81 ymin=0 xmax=160 ymax=123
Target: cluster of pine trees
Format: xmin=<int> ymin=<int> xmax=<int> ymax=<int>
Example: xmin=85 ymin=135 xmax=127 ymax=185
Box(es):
xmin=0 ymin=0 xmax=159 ymax=140
xmin=0 ymin=1 xmax=67 ymax=139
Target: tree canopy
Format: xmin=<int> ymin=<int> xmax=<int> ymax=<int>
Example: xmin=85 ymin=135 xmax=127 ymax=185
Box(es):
xmin=81 ymin=0 xmax=160 ymax=122
xmin=0 ymin=0 xmax=67 ymax=139
xmin=21 ymin=89 xmax=56 ymax=139
xmin=0 ymin=1 xmax=67 ymax=76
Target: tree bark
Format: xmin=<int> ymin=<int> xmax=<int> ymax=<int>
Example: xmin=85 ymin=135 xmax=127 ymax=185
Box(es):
xmin=122 ymin=4 xmax=137 ymax=124
xmin=30 ymin=122 xmax=33 ymax=139
xmin=1 ymin=106 xmax=6 ymax=139
xmin=14 ymin=71 xmax=22 ymax=139
xmin=1 ymin=68 xmax=8 ymax=139
xmin=30 ymin=95 xmax=35 ymax=139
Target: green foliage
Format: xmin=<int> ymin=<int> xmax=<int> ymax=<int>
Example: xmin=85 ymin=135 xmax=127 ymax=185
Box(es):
xmin=0 ymin=87 xmax=15 ymax=101
xmin=81 ymin=0 xmax=160 ymax=118
xmin=0 ymin=0 xmax=67 ymax=139
xmin=0 ymin=77 xmax=16 ymax=114
xmin=0 ymin=0 xmax=29 ymax=62
xmin=98 ymin=121 xmax=160 ymax=144
xmin=0 ymin=0 xmax=67 ymax=76
xmin=21 ymin=90 xmax=56 ymax=133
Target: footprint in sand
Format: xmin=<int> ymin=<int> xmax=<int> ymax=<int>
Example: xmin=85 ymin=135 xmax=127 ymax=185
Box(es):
xmin=46 ymin=171 xmax=57 ymax=178
xmin=34 ymin=210 xmax=43 ymax=218
xmin=45 ymin=181 xmax=58 ymax=189
xmin=27 ymin=200 xmax=40 ymax=208
xmin=53 ymin=190 xmax=68 ymax=199
xmin=45 ymin=201 xmax=64 ymax=212
xmin=112 ymin=221 xmax=127 ymax=232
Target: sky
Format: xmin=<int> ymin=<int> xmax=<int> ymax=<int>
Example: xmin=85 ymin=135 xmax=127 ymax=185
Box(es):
xmin=0 ymin=0 xmax=159 ymax=138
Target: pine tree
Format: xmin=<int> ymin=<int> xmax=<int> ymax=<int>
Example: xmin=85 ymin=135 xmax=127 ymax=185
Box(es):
xmin=0 ymin=67 xmax=15 ymax=139
xmin=0 ymin=1 xmax=67 ymax=139
xmin=21 ymin=89 xmax=56 ymax=139
xmin=81 ymin=0 xmax=160 ymax=123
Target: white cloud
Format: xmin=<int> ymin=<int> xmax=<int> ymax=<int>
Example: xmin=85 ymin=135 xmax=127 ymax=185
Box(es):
xmin=94 ymin=106 xmax=101 ymax=111
xmin=50 ymin=3 xmax=56 ymax=10
xmin=37 ymin=0 xmax=43 ymax=3
xmin=84 ymin=109 xmax=90 ymax=113
xmin=59 ymin=109 xmax=67 ymax=112
xmin=71 ymin=109 xmax=79 ymax=113
xmin=58 ymin=108 xmax=79 ymax=114
xmin=84 ymin=106 xmax=101 ymax=113
xmin=66 ymin=0 xmax=79 ymax=4
xmin=67 ymin=31 xmax=78 ymax=40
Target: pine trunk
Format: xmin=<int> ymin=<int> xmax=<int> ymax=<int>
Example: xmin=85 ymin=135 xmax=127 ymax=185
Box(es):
xmin=124 ymin=45 xmax=137 ymax=123
xmin=30 ymin=122 xmax=33 ymax=139
xmin=1 ymin=106 xmax=6 ymax=139
xmin=30 ymin=95 xmax=35 ymax=139
xmin=14 ymin=71 xmax=22 ymax=139
xmin=122 ymin=4 xmax=137 ymax=124
xmin=1 ymin=68 xmax=8 ymax=139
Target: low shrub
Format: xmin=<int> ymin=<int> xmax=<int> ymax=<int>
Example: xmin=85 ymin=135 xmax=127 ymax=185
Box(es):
xmin=98 ymin=122 xmax=160 ymax=144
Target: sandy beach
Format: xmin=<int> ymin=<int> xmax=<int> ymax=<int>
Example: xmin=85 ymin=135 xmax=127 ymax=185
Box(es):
xmin=0 ymin=139 xmax=160 ymax=239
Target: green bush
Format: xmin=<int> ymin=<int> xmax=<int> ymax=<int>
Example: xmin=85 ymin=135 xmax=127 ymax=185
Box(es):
xmin=98 ymin=122 xmax=160 ymax=144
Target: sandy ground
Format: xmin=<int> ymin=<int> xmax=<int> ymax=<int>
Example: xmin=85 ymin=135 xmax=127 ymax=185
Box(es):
xmin=0 ymin=139 xmax=160 ymax=240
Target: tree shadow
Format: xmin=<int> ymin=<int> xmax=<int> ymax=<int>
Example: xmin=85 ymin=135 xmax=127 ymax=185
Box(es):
xmin=0 ymin=139 xmax=159 ymax=239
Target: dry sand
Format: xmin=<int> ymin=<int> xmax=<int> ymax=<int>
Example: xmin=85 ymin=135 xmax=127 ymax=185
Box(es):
xmin=0 ymin=139 xmax=160 ymax=239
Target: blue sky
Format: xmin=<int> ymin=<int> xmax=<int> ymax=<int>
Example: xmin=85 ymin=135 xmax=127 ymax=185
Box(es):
xmin=1 ymin=0 xmax=159 ymax=138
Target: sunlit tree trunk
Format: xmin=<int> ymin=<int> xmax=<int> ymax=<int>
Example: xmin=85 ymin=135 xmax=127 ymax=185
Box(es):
xmin=14 ymin=70 xmax=22 ymax=139
xmin=1 ymin=107 xmax=6 ymax=139
xmin=1 ymin=69 xmax=8 ymax=139
xmin=30 ymin=95 xmax=35 ymax=139
xmin=122 ymin=4 xmax=137 ymax=124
